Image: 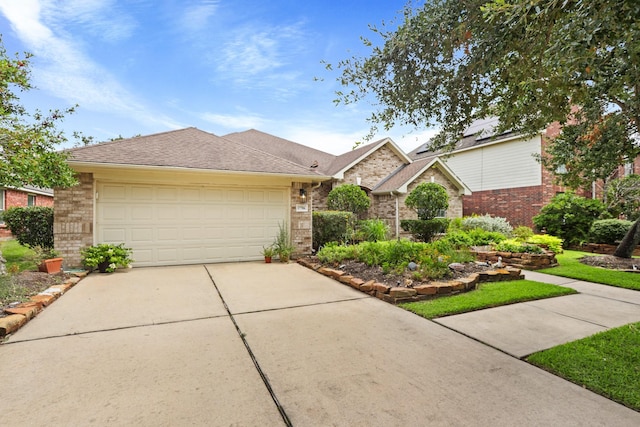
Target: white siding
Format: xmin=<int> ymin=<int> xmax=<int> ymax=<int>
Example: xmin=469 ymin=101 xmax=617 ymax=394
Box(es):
xmin=442 ymin=136 xmax=542 ymax=191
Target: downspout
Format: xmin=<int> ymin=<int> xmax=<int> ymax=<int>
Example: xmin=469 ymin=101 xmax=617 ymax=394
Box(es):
xmin=391 ymin=191 xmax=400 ymax=240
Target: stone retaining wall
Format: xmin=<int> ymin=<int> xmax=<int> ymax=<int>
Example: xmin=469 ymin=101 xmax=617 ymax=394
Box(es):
xmin=298 ymin=258 xmax=524 ymax=304
xmin=576 ymin=243 xmax=640 ymax=257
xmin=0 ymin=273 xmax=86 ymax=338
xmin=473 ymin=250 xmax=558 ymax=270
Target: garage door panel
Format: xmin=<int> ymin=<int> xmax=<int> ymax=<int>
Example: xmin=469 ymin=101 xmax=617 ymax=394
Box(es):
xmin=97 ymin=183 xmax=289 ymax=266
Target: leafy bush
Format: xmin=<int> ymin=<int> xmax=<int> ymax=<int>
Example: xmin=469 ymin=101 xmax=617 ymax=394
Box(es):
xmin=461 ymin=214 xmax=513 ymax=235
xmin=494 ymin=239 xmax=544 ymax=254
xmin=438 ymin=230 xmax=474 ymax=248
xmin=466 ymin=228 xmax=507 ymax=246
xmin=526 ymin=234 xmax=564 ymax=254
xmin=605 ymin=174 xmax=640 ymax=219
xmin=401 ymin=218 xmax=449 ymax=242
xmin=312 ymin=211 xmax=355 ymax=250
xmin=588 ymin=219 xmax=633 ymax=245
xmin=513 ymin=226 xmax=534 ymax=241
xmin=316 ymin=239 xmax=472 ymax=280
xmin=327 ymin=184 xmax=370 ymax=215
xmin=356 ymin=219 xmax=389 ymax=242
xmin=533 ymin=192 xmax=606 ymax=246
xmin=2 ymin=206 xmax=54 ymax=249
xmin=80 ymin=243 xmax=133 ymax=272
xmin=405 ymin=182 xmax=449 ymax=220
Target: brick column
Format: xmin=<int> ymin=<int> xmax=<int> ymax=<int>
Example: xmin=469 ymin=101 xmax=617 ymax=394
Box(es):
xmin=290 ymin=182 xmax=312 ymax=257
xmin=54 ymin=173 xmax=94 ymax=267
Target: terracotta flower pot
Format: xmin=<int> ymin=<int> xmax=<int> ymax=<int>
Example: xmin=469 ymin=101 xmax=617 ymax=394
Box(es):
xmin=264 ymin=256 xmax=272 ymax=263
xmin=39 ymin=258 xmax=63 ymax=274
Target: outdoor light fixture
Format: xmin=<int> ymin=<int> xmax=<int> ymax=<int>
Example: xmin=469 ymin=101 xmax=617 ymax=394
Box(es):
xmin=299 ymin=188 xmax=307 ymax=202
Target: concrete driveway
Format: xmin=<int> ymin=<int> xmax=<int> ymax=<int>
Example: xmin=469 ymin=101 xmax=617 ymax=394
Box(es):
xmin=1 ymin=263 xmax=639 ymax=426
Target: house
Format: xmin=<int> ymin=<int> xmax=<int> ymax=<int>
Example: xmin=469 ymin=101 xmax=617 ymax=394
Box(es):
xmin=55 ymin=128 xmax=469 ymax=267
xmin=224 ymin=130 xmax=469 ymax=238
xmin=0 ymin=186 xmax=54 ymax=238
xmin=408 ymin=118 xmax=589 ymax=228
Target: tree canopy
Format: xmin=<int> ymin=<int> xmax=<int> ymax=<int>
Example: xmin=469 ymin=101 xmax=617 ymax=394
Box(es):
xmin=0 ymin=37 xmax=80 ymax=189
xmin=333 ymin=0 xmax=639 ymax=175
xmin=327 ymin=184 xmax=371 ymax=215
xmin=332 ymin=0 xmax=640 ymax=256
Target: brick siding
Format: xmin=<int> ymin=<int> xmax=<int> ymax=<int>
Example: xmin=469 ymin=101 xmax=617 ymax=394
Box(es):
xmin=290 ymin=182 xmax=313 ymax=256
xmin=0 ymin=189 xmax=54 ymax=238
xmin=53 ymin=173 xmax=94 ymax=267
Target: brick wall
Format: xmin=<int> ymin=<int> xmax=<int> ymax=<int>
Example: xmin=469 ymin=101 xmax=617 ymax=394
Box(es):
xmin=1 ymin=189 xmax=55 ymax=238
xmin=53 ymin=173 xmax=94 ymax=267
xmin=290 ymin=182 xmax=313 ymax=257
xmin=341 ymin=145 xmax=406 ymax=190
xmin=463 ymin=185 xmax=544 ymax=228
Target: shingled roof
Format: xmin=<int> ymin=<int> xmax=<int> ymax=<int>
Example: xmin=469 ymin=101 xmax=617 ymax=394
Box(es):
xmin=68 ymin=127 xmax=324 ymax=177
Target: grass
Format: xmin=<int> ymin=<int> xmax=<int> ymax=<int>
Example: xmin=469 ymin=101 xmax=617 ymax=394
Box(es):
xmin=539 ymin=250 xmax=640 ymax=291
xmin=0 ymin=239 xmax=37 ymax=272
xmin=527 ymin=322 xmax=640 ymax=411
xmin=400 ymin=280 xmax=576 ymax=319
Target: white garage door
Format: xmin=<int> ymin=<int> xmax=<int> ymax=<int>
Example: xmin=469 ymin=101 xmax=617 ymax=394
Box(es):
xmin=96 ymin=182 xmax=289 ymax=266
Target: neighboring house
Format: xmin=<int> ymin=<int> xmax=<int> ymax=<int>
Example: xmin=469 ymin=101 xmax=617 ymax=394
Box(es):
xmin=56 ymin=128 xmax=469 ymax=267
xmin=0 ymin=186 xmax=54 ymax=238
xmin=409 ymin=118 xmax=587 ymax=228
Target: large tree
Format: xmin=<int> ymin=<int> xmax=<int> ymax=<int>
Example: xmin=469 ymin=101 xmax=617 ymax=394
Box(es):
xmin=0 ymin=37 xmax=79 ymax=189
xmin=332 ymin=0 xmax=640 ymax=257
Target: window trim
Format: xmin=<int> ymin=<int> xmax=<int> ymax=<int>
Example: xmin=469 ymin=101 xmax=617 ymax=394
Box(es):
xmin=27 ymin=194 xmax=36 ymax=206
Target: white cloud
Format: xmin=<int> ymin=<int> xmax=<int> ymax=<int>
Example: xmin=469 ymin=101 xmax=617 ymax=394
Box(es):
xmin=180 ymin=0 xmax=220 ymax=32
xmin=0 ymin=0 xmax=178 ymax=130
xmin=199 ymin=112 xmax=266 ymax=130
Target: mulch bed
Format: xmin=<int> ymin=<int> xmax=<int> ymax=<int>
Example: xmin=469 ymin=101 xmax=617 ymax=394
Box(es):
xmin=0 ymin=271 xmax=67 ymax=318
xmin=579 ymin=255 xmax=640 ymax=271
xmin=314 ymin=257 xmax=495 ymax=288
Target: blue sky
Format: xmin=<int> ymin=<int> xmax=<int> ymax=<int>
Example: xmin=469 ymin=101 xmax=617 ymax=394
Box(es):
xmin=0 ymin=0 xmax=436 ymax=154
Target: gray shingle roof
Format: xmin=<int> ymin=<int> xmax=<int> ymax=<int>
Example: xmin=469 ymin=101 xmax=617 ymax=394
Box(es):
xmin=223 ymin=129 xmax=336 ymax=174
xmin=68 ymin=127 xmax=324 ymax=177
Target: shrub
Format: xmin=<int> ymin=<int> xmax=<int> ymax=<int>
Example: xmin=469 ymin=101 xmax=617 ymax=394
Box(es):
xmin=400 ymin=218 xmax=450 ymax=242
xmin=526 ymin=234 xmax=564 ymax=254
xmin=513 ymin=226 xmax=534 ymax=241
xmin=533 ymin=192 xmax=606 ymax=246
xmin=312 ymin=211 xmax=355 ymax=250
xmin=438 ymin=230 xmax=474 ymax=248
xmin=494 ymin=239 xmax=544 ymax=254
xmin=461 ymin=214 xmax=513 ymax=235
xmin=588 ymin=219 xmax=634 ymax=245
xmin=316 ymin=243 xmax=358 ymax=264
xmin=80 ymin=243 xmax=133 ymax=272
xmin=605 ymin=174 xmax=640 ymax=219
xmin=405 ymin=182 xmax=449 ymax=220
xmin=2 ymin=206 xmax=54 ymax=249
xmin=356 ymin=219 xmax=389 ymax=242
xmin=466 ymin=228 xmax=507 ymax=246
xmin=327 ymin=184 xmax=370 ymax=215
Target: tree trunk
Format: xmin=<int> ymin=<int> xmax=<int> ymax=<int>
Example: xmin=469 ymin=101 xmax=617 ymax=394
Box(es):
xmin=613 ymin=217 xmax=640 ymax=258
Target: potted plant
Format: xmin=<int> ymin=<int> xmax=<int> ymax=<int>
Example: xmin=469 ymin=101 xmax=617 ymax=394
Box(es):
xmin=273 ymin=221 xmax=296 ymax=263
xmin=32 ymin=246 xmax=63 ymax=274
xmin=80 ymin=243 xmax=134 ymax=273
xmin=261 ymin=245 xmax=275 ymax=263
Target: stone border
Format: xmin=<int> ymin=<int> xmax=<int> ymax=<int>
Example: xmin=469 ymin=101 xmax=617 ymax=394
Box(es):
xmin=473 ymin=250 xmax=558 ymax=270
xmin=0 ymin=272 xmax=87 ymax=338
xmin=298 ymin=258 xmax=524 ymax=304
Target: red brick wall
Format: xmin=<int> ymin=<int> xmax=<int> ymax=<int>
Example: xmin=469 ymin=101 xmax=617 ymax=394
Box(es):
xmin=1 ymin=189 xmax=54 ymax=238
xmin=463 ymin=185 xmax=545 ymax=228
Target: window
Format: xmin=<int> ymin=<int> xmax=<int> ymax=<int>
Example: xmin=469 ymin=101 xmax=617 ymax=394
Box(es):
xmin=435 ymin=208 xmax=447 ymax=218
xmin=624 ymin=161 xmax=635 ymax=177
xmin=28 ymin=194 xmax=36 ymax=206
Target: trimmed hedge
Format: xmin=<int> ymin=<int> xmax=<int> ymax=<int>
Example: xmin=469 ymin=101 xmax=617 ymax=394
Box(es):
xmin=588 ymin=219 xmax=633 ymax=244
xmin=400 ymin=218 xmax=449 ymax=242
xmin=312 ymin=211 xmax=355 ymax=250
xmin=2 ymin=206 xmax=54 ymax=249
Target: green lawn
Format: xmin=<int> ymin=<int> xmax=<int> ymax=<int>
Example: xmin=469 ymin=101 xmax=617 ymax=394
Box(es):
xmin=539 ymin=250 xmax=640 ymax=291
xmin=527 ymin=322 xmax=640 ymax=411
xmin=400 ymin=280 xmax=576 ymax=319
xmin=0 ymin=239 xmax=37 ymax=272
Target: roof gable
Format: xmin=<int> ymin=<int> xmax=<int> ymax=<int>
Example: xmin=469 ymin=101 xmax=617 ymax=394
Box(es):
xmin=68 ymin=127 xmax=325 ymax=177
xmin=327 ymin=137 xmax=412 ymax=178
xmin=373 ymin=156 xmax=470 ymax=195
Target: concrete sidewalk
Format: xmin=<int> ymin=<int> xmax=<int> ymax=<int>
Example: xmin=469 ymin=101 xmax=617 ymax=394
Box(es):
xmin=1 ymin=263 xmax=639 ymax=426
xmin=435 ymin=270 xmax=640 ymax=358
